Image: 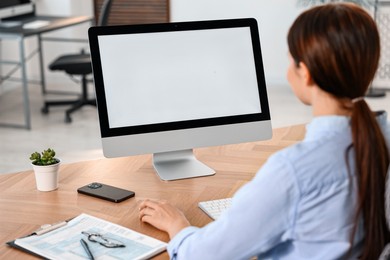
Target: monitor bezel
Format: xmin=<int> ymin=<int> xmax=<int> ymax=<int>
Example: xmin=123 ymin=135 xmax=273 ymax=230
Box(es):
xmin=88 ymin=18 xmax=270 ymax=138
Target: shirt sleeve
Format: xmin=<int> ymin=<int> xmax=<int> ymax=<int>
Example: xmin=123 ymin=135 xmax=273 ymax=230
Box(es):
xmin=167 ymin=153 xmax=300 ymax=260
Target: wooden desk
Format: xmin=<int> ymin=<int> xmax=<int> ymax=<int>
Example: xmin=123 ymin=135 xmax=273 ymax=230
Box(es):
xmin=0 ymin=124 xmax=305 ymax=259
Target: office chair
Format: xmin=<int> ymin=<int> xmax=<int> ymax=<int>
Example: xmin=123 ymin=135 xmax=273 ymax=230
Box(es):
xmin=42 ymin=0 xmax=113 ymax=123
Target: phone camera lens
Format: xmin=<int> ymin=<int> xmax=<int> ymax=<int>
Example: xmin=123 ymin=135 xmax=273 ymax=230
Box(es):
xmin=88 ymin=182 xmax=102 ymax=189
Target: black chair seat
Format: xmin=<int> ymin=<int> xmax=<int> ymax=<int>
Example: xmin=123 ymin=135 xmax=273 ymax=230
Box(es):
xmin=44 ymin=53 xmax=95 ymax=123
xmin=49 ymin=54 xmax=92 ymax=75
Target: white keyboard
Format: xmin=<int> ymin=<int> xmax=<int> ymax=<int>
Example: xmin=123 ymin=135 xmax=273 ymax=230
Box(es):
xmin=198 ymin=198 xmax=232 ymax=220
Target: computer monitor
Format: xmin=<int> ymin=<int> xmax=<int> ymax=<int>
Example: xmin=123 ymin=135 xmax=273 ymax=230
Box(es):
xmin=0 ymin=0 xmax=34 ymax=22
xmin=88 ymin=18 xmax=272 ymax=181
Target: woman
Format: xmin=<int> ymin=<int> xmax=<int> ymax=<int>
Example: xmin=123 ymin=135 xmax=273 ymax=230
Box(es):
xmin=139 ymin=3 xmax=390 ymax=259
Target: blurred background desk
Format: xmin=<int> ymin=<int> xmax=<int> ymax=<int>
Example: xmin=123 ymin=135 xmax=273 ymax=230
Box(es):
xmin=0 ymin=124 xmax=306 ymax=259
xmin=0 ymin=15 xmax=92 ymax=130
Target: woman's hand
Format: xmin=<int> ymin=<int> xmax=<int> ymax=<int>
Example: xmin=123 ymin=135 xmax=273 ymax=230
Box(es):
xmin=139 ymin=199 xmax=190 ymax=239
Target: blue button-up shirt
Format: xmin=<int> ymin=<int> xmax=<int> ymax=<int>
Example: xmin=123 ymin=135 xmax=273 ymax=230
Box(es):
xmin=168 ymin=113 xmax=390 ymax=259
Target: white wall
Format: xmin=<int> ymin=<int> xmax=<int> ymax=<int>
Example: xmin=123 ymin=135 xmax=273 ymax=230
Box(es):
xmin=170 ymin=0 xmax=305 ymax=86
xmin=35 ymin=0 xmax=92 ymax=16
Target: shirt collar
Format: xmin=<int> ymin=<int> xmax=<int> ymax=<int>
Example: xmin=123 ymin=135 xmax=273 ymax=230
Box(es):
xmin=304 ymin=116 xmax=350 ymax=142
xmin=304 ymin=111 xmax=388 ymax=142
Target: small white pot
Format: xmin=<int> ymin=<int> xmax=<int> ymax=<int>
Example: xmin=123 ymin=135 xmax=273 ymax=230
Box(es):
xmin=32 ymin=160 xmax=60 ymax=192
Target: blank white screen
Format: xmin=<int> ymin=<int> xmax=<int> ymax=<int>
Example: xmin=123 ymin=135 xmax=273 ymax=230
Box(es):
xmin=98 ymin=27 xmax=262 ymax=128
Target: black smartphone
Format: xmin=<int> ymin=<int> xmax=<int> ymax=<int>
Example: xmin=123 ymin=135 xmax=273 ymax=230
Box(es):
xmin=77 ymin=182 xmax=135 ymax=203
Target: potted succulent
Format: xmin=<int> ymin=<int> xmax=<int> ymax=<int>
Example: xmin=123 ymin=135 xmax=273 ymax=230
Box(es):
xmin=30 ymin=148 xmax=61 ymax=192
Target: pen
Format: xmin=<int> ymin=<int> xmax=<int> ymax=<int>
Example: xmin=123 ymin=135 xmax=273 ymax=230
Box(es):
xmin=80 ymin=238 xmax=95 ymax=260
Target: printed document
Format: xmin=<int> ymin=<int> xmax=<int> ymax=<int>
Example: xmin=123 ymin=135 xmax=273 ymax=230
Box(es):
xmin=14 ymin=213 xmax=166 ymax=259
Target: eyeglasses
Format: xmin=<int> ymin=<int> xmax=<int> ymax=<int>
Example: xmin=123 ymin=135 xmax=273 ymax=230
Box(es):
xmin=81 ymin=231 xmax=126 ymax=248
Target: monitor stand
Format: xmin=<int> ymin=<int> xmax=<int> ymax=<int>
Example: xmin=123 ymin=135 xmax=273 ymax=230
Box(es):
xmin=153 ymin=149 xmax=215 ymax=181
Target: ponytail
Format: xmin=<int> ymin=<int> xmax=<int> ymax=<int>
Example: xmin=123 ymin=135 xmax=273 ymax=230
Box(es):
xmin=350 ymin=101 xmax=390 ymax=259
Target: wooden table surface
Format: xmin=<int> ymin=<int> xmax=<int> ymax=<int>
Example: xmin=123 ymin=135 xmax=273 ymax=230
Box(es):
xmin=0 ymin=124 xmax=305 ymax=259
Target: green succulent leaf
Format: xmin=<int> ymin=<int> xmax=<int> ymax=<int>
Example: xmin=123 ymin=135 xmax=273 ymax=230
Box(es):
xmin=29 ymin=148 xmax=59 ymax=166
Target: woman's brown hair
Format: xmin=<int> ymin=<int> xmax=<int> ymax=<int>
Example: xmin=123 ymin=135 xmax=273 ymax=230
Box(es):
xmin=287 ymin=3 xmax=390 ymax=259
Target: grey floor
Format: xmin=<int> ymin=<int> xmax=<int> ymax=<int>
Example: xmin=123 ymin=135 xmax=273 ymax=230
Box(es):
xmin=1 ymin=79 xmax=389 ymax=174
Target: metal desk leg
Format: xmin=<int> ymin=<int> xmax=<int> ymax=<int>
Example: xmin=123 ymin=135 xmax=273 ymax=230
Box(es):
xmin=18 ymin=37 xmax=31 ymax=130
xmin=37 ymin=34 xmax=46 ymax=94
